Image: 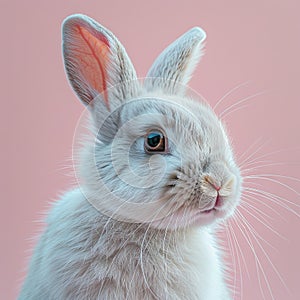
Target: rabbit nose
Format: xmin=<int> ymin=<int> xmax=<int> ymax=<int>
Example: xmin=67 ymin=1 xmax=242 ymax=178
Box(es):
xmin=209 ymin=181 xmax=221 ymax=192
xmin=204 ymin=176 xmax=221 ymax=191
xmin=202 ymin=173 xmax=236 ymax=198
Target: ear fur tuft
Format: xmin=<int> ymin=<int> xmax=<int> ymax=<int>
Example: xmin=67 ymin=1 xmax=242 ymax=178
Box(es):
xmin=144 ymin=27 xmax=206 ymax=95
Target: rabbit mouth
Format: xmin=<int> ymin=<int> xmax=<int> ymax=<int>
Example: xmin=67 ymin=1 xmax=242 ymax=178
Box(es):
xmin=148 ymin=195 xmax=234 ymax=230
xmin=191 ymin=207 xmax=228 ymax=226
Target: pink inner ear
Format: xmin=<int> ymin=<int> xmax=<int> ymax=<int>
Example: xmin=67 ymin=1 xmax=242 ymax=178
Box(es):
xmin=73 ymin=25 xmax=110 ymax=106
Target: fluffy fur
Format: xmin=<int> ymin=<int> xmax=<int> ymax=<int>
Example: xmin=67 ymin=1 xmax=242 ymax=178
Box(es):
xmin=19 ymin=14 xmax=241 ymax=300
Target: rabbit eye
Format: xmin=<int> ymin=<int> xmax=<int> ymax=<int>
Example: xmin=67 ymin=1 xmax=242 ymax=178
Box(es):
xmin=144 ymin=130 xmax=167 ymax=153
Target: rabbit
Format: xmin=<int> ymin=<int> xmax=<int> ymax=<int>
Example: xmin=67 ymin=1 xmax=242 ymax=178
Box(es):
xmin=19 ymin=14 xmax=242 ymax=300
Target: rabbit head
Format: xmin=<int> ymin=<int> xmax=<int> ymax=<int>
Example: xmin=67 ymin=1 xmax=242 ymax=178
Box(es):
xmin=62 ymin=14 xmax=242 ymax=230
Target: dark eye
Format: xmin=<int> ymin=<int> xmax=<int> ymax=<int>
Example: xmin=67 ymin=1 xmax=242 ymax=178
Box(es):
xmin=144 ymin=130 xmax=167 ymax=153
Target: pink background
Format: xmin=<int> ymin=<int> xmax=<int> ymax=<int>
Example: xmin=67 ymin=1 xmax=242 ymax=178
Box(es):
xmin=1 ymin=1 xmax=300 ymax=299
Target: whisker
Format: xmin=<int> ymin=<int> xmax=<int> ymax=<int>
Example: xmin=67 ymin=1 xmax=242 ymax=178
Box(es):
xmin=246 ymin=173 xmax=300 ymax=183
xmin=243 ymin=147 xmax=300 ymax=163
xmin=238 ymin=204 xmax=280 ymax=251
xmin=224 ymin=223 xmax=238 ymax=299
xmin=228 ymin=221 xmax=250 ymax=278
xmin=237 ymin=137 xmax=266 ymax=166
xmin=234 ymin=211 xmax=275 ymax=300
xmin=241 ymin=197 xmax=274 ymax=221
xmin=213 ymin=80 xmax=251 ymax=111
xmin=237 ymin=210 xmax=291 ymax=296
xmin=241 ymin=162 xmax=300 ymax=175
xmin=243 ymin=188 xmax=300 ymax=216
xmin=220 ymin=103 xmax=250 ymax=119
xmin=239 ymin=202 xmax=286 ymax=242
xmin=227 ymin=221 xmax=245 ymax=299
xmin=219 ymin=90 xmax=268 ymax=119
xmin=239 ymin=139 xmax=270 ymax=169
xmin=241 ymin=159 xmax=273 ymax=170
xmin=244 ymin=175 xmax=300 ymax=197
xmin=242 ymin=194 xmax=283 ymax=219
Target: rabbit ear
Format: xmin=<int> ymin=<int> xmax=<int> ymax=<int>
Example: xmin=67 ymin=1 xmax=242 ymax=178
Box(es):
xmin=62 ymin=14 xmax=139 ymax=109
xmin=144 ymin=27 xmax=206 ymax=95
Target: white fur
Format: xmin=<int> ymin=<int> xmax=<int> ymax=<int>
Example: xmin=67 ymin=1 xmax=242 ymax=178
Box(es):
xmin=19 ymin=14 xmax=241 ymax=299
xmin=19 ymin=189 xmax=230 ymax=300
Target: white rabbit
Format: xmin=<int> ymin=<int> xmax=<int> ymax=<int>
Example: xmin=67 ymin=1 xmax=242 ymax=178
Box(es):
xmin=19 ymin=14 xmax=242 ymax=300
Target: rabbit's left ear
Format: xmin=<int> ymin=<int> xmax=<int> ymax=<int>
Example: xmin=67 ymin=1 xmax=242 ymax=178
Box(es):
xmin=144 ymin=27 xmax=206 ymax=95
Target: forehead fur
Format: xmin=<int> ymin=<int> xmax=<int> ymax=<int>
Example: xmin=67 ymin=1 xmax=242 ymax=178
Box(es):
xmin=118 ymin=92 xmax=228 ymax=152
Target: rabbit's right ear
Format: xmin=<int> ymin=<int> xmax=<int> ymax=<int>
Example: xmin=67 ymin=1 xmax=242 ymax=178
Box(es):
xmin=62 ymin=14 xmax=139 ymax=110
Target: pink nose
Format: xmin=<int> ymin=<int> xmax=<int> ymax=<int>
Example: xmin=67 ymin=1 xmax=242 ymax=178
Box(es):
xmin=208 ymin=180 xmax=221 ymax=192
xmin=212 ymin=184 xmax=221 ymax=192
xmin=204 ymin=176 xmax=221 ymax=192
